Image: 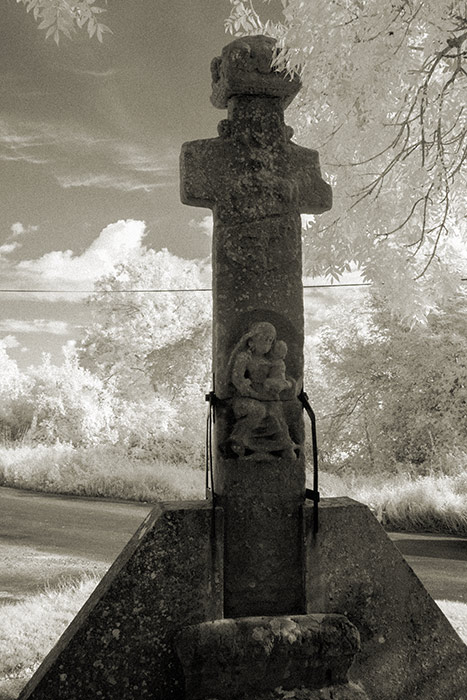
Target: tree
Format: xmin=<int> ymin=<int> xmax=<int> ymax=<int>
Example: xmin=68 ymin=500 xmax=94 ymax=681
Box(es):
xmin=26 ymin=347 xmax=116 ymax=445
xmin=0 ymin=344 xmax=33 ymax=441
xmin=80 ymin=248 xmax=211 ymax=397
xmin=227 ymin=0 xmax=467 ymax=318
xmin=306 ymin=291 xmax=467 ymax=473
xmin=16 ymin=0 xmax=111 ymax=44
xmin=79 ymin=248 xmax=212 ymax=449
xmin=0 ymin=344 xmax=116 ymax=445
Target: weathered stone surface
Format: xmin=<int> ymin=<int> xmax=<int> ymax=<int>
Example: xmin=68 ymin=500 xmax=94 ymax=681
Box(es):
xmin=228 ymin=322 xmax=299 ymax=460
xmin=216 ymin=456 xmax=305 ymax=617
xmin=181 ymin=34 xmax=331 ymax=617
xmin=17 ymin=502 xmax=223 ymax=700
xmin=175 ymin=614 xmax=365 ymax=700
xmin=210 ymin=35 xmax=301 ymax=108
xmin=261 ymin=685 xmax=369 ymax=700
xmin=197 ymin=685 xmax=368 ymax=700
xmin=305 ymin=498 xmax=467 ymax=700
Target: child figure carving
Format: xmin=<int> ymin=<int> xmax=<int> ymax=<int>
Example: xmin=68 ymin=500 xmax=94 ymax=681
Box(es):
xmin=227 ymin=322 xmax=298 ymax=459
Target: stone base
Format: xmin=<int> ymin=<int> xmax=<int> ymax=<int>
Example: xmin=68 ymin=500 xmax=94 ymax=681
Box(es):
xmin=234 ymin=684 xmax=369 ymax=700
xmin=16 ymin=496 xmax=467 ymax=700
xmin=17 ymin=502 xmax=223 ymax=700
xmin=175 ymin=614 xmax=369 ymax=700
xmin=305 ymin=498 xmax=467 ymax=700
xmin=173 ymin=684 xmax=368 ymax=700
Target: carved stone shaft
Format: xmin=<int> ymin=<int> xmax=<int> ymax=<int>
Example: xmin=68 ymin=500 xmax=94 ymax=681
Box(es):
xmin=180 ymin=36 xmax=332 ymax=617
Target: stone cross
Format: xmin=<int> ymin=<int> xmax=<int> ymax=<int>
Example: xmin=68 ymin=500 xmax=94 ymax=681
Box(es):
xmin=181 ymin=35 xmax=332 ymax=617
xmin=17 ymin=41 xmax=467 ymax=694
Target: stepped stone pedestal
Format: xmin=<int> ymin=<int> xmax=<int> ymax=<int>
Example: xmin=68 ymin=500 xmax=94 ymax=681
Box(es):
xmin=16 ymin=498 xmax=467 ymax=700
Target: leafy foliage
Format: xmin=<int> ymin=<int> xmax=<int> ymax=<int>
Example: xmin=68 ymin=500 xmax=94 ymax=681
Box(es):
xmin=0 ymin=345 xmax=33 ymax=442
xmin=79 ymin=248 xmax=211 ymax=401
xmin=26 ymin=347 xmax=116 ymax=445
xmin=78 ymin=248 xmax=212 ymax=452
xmin=0 ymin=345 xmax=115 ymax=446
xmin=0 ymin=250 xmax=212 ymax=463
xmin=307 ymin=292 xmax=467 ymax=473
xmin=17 ymin=0 xmax=111 ymax=44
xmin=227 ymin=0 xmax=467 ymax=317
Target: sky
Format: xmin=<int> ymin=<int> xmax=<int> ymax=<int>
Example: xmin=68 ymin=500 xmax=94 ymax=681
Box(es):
xmin=0 ymin=0 xmax=362 ymax=367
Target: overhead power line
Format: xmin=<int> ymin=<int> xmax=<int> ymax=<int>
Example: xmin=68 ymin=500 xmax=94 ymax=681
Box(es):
xmin=0 ymin=281 xmax=465 ymax=294
xmin=0 ymin=282 xmax=372 ymax=293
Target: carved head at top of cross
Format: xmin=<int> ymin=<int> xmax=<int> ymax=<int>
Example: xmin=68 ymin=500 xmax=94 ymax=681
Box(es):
xmin=180 ymin=35 xmax=331 ymax=223
xmin=210 ymin=35 xmax=300 ymax=149
xmin=210 ymin=35 xmax=301 ymax=109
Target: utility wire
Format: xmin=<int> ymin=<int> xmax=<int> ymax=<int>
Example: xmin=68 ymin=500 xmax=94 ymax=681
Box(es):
xmin=0 ymin=282 xmax=372 ymax=293
xmin=0 ymin=280 xmax=465 ymax=294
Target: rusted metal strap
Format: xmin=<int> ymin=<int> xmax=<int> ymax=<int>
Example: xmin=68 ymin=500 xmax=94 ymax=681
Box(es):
xmin=299 ymin=390 xmax=320 ymax=535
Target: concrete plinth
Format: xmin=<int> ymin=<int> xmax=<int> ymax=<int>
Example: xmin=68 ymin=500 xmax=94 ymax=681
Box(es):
xmin=175 ymin=613 xmax=368 ymax=700
xmin=305 ymin=498 xmax=467 ymax=700
xmin=17 ymin=502 xmax=223 ymax=700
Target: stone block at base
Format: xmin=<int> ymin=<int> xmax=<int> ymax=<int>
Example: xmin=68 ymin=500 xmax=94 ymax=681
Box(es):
xmin=17 ymin=501 xmax=223 ymax=700
xmin=175 ymin=614 xmax=367 ymax=700
xmin=305 ymin=497 xmax=467 ymax=700
xmin=246 ymin=683 xmax=369 ymax=699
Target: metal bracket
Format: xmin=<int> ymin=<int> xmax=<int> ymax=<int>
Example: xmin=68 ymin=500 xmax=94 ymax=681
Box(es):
xmin=299 ymin=390 xmax=320 ymax=535
xmin=205 ymin=391 xmax=217 ymax=502
xmin=305 ymin=488 xmax=320 ymax=503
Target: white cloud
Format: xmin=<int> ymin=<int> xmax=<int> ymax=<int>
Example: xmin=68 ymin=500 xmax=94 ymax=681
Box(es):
xmin=0 ymin=118 xmax=52 ymax=165
xmin=0 ymin=320 xmax=70 ymax=335
xmin=0 ymin=117 xmax=176 ymax=193
xmin=10 ymin=222 xmax=38 ymax=237
xmin=116 ymin=143 xmax=177 ymax=175
xmin=189 ymin=215 xmax=213 ymax=238
xmin=0 ymin=222 xmax=38 ymax=259
xmin=56 ymin=172 xmax=164 ymax=193
xmin=11 ymin=222 xmax=25 ymax=236
xmin=0 ymin=242 xmax=20 ymax=256
xmin=11 ymin=220 xmax=147 ymax=295
xmin=0 ymin=117 xmax=104 ymax=153
xmin=0 ymin=153 xmax=49 ymax=165
xmin=0 ymin=335 xmax=20 ymax=348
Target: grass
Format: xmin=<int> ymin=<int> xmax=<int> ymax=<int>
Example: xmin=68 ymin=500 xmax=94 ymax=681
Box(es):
xmin=0 ymin=445 xmax=466 ymax=698
xmin=1 ymin=442 xmax=467 ymax=535
xmin=437 ymin=600 xmax=467 ymax=645
xmin=0 ymin=574 xmax=100 ymax=700
xmin=0 ymin=443 xmax=205 ymax=503
xmin=0 ymin=576 xmax=465 ymax=700
xmin=316 ymin=468 xmax=467 ymax=537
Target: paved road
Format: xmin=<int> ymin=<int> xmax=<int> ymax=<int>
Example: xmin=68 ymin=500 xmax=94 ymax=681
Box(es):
xmin=0 ymin=486 xmax=151 ymax=603
xmin=1 ymin=486 xmax=466 ymax=604
xmin=390 ymin=531 xmax=467 ymax=603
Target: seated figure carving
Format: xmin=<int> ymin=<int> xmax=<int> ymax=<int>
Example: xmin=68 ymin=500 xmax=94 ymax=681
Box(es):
xmin=227 ymin=321 xmax=298 ymax=459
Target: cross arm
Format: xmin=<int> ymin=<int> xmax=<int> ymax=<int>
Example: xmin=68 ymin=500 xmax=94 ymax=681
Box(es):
xmin=289 ymin=144 xmax=332 ymax=215
xmin=180 ymin=138 xmax=219 ymax=210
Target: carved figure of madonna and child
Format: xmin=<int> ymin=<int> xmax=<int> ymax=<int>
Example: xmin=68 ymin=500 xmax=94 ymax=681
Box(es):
xmin=224 ymin=321 xmax=300 ymax=460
